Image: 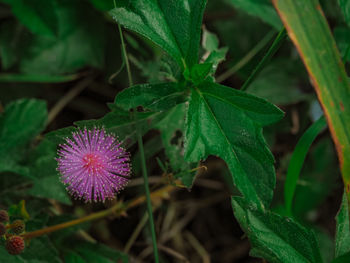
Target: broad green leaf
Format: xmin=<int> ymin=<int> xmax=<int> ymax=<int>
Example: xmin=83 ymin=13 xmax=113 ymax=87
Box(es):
xmin=114 ymin=82 xmax=187 ymax=112
xmin=232 ymin=197 xmax=323 ymax=263
xmin=333 ymin=251 xmax=350 ymax=263
xmin=46 ymin=108 xmax=167 ymax=147
xmin=19 ymin=0 xmax=105 ymax=75
xmin=78 ymin=110 xmax=167 ymax=145
xmin=0 ymin=99 xmax=47 ymax=154
xmin=28 ymin=140 xmax=71 ymax=205
xmin=65 ymin=252 xmax=86 ymax=263
xmin=226 ymin=0 xmax=282 ymax=30
xmin=3 ymin=0 xmax=58 ymax=36
xmin=72 ymin=242 xmax=128 ymax=263
xmin=184 ymin=81 xmax=283 ymax=208
xmin=155 ymin=103 xmax=196 ymax=187
xmin=0 ymin=246 xmax=25 ymax=263
xmin=109 ymin=0 xmax=207 ymax=68
xmin=0 ymin=151 xmax=30 ymax=177
xmin=202 ymin=29 xmax=220 ymax=52
xmin=88 ymin=0 xmax=113 ymax=11
xmin=335 ymin=192 xmax=350 ymax=258
xmin=0 ymin=20 xmax=29 ymax=70
xmin=272 ymin=0 xmax=350 ymax=202
xmin=246 ymin=61 xmax=309 ymax=105
xmin=183 ymin=63 xmax=212 ymax=85
xmin=47 ymin=215 xmax=90 ymax=247
xmin=115 ymin=83 xmax=196 ymax=186
xmin=316 ymin=229 xmax=334 ymax=263
xmin=20 ymin=236 xmax=62 ymax=263
xmin=338 ymin=0 xmax=350 ymax=26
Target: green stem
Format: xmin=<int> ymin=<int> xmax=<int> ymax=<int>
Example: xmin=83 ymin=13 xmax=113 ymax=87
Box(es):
xmin=113 ymin=1 xmax=159 ymax=259
xmin=22 ymin=202 xmax=123 ymax=240
xmin=216 ymin=30 xmax=275 ymax=83
xmin=137 ymin=132 xmax=160 ymax=262
xmin=114 ymin=0 xmax=132 ymax=86
xmin=21 ymin=185 xmax=175 ymax=240
xmin=118 ymin=24 xmax=133 ymax=86
xmin=241 ymin=27 xmax=287 ymax=91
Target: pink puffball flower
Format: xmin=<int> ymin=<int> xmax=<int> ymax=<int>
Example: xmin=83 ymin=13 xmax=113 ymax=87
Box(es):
xmin=57 ymin=127 xmax=131 ymax=202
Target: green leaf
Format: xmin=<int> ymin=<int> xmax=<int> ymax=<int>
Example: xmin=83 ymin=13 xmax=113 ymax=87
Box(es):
xmin=0 ymin=99 xmax=47 ymax=154
xmin=71 ymin=242 xmax=128 ymax=263
xmin=109 ymin=0 xmax=207 ymax=68
xmin=29 ymin=172 xmax=71 ymax=205
xmin=115 ymin=83 xmax=195 ymax=186
xmin=293 ymin=138 xmax=338 ymax=220
xmin=246 ymin=60 xmax=309 ymax=105
xmin=88 ymin=0 xmax=113 ymax=11
xmin=316 ymin=229 xmax=334 ymax=263
xmin=46 ymin=108 xmax=168 ymax=147
xmin=0 ymin=20 xmax=29 ymax=70
xmin=19 ymin=0 xmax=105 ymax=75
xmin=202 ymin=28 xmax=220 ymax=52
xmin=184 ymin=63 xmax=212 ymax=84
xmin=272 ymin=0 xmax=350 ymax=202
xmin=204 ymin=50 xmax=228 ymax=75
xmin=232 ymin=196 xmax=323 ymax=263
xmin=8 ymin=200 xmax=30 ymax=221
xmin=155 ymin=103 xmax=196 ymax=187
xmin=333 ymin=251 xmax=350 ymax=263
xmin=0 ymin=246 xmax=25 ymax=263
xmin=114 ymin=82 xmax=187 ymax=112
xmin=4 ymin=0 xmax=58 ymax=36
xmin=184 ymin=81 xmax=283 ymax=208
xmin=65 ymin=252 xmax=86 ymax=263
xmin=338 ymin=0 xmax=350 ymax=26
xmin=201 ymin=28 xmax=228 ymax=73
xmin=284 ymin=116 xmax=327 ymax=216
xmin=48 ymin=215 xmax=90 ymax=247
xmin=335 ymin=192 xmax=350 ymax=258
xmin=27 ymin=140 xmax=71 ymax=204
xmin=334 ymin=27 xmax=350 ymax=63
xmin=226 ymin=0 xmax=282 ymax=30
xmin=20 ymin=236 xmax=62 ymax=263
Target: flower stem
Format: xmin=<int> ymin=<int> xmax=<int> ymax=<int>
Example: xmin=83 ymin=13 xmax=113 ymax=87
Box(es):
xmin=21 ymin=185 xmax=175 ymax=240
xmin=240 ymin=27 xmax=287 ymax=91
xmin=137 ymin=132 xmax=160 ymax=262
xmin=22 ymin=203 xmax=123 ymax=240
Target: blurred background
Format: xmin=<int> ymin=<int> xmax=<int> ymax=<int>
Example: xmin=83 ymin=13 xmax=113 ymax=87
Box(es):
xmin=0 ymin=0 xmax=346 ymax=262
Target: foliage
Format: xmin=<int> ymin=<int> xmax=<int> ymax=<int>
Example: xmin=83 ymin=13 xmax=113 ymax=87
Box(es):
xmin=0 ymin=0 xmax=349 ymax=262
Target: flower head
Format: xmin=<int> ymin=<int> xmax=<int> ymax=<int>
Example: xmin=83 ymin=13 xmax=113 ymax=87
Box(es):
xmin=0 ymin=210 xmax=9 ymax=223
xmin=6 ymin=235 xmax=25 ymax=255
xmin=10 ymin=220 xmax=25 ymax=235
xmin=0 ymin=223 xmax=6 ymax=236
xmin=57 ymin=127 xmax=131 ymax=202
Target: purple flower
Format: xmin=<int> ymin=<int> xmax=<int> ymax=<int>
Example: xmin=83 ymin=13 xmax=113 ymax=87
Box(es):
xmin=57 ymin=127 xmax=131 ymax=202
